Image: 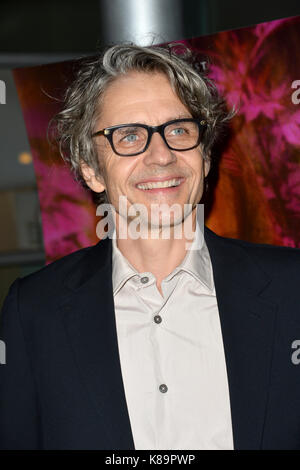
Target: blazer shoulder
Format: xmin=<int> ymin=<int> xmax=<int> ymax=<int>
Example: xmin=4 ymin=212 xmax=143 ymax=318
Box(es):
xmin=18 ymin=243 xmax=96 ymax=292
xmin=211 ymin=229 xmax=300 ymax=276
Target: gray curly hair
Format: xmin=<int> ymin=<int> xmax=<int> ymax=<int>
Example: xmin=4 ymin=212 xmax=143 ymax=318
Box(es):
xmin=52 ymin=43 xmax=233 ymax=204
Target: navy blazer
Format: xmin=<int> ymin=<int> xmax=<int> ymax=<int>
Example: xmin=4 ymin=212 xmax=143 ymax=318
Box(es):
xmin=1 ymin=226 xmax=300 ymax=450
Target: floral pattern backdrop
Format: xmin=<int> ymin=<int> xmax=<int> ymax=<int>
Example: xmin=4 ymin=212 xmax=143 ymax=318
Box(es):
xmin=13 ymin=16 xmax=300 ymax=263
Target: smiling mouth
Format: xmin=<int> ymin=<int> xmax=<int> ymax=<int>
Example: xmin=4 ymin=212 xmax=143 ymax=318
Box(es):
xmin=136 ymin=178 xmax=183 ymax=190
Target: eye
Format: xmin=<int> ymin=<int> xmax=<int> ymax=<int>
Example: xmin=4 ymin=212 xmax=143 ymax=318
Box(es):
xmin=170 ymin=127 xmax=186 ymax=136
xmin=115 ymin=127 xmax=142 ymax=144
xmin=123 ymin=133 xmax=139 ymax=143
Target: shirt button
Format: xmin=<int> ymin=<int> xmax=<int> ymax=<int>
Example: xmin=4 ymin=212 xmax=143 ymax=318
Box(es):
xmin=159 ymin=384 xmax=168 ymax=393
xmin=140 ymin=276 xmax=149 ymax=284
xmin=154 ymin=315 xmax=162 ymax=324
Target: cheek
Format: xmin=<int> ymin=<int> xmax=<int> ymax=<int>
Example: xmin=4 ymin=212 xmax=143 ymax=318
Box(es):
xmin=186 ymin=155 xmax=204 ymax=182
xmin=98 ymin=145 xmax=118 ymax=177
xmin=116 ymin=158 xmax=140 ymax=185
xmin=190 ymin=163 xmax=206 ymax=196
xmin=105 ymin=159 xmax=137 ymax=192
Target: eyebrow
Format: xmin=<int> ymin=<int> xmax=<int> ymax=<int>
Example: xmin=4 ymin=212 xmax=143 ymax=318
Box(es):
xmin=162 ymin=113 xmax=194 ymax=122
xmin=171 ymin=113 xmax=194 ymax=120
xmin=119 ymin=113 xmax=194 ymax=126
xmin=94 ymin=113 xmax=196 ymax=134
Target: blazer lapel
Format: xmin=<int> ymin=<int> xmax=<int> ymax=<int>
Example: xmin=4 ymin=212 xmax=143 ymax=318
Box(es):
xmin=204 ymin=226 xmax=278 ymax=450
xmin=58 ymin=237 xmax=135 ymax=450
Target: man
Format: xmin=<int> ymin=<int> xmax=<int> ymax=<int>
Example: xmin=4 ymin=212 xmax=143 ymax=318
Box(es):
xmin=1 ymin=43 xmax=300 ymax=450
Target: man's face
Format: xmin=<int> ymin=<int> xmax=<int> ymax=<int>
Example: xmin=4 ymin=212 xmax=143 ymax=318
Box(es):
xmin=82 ymin=71 xmax=210 ymax=230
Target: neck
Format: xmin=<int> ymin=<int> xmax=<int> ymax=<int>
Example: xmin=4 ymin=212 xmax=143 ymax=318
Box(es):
xmin=114 ymin=207 xmax=197 ymax=292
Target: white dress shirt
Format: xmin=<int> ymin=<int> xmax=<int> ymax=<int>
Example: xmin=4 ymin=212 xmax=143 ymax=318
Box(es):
xmin=111 ymin=220 xmax=234 ymax=450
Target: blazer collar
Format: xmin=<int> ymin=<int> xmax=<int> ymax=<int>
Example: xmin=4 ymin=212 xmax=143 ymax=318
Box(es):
xmin=63 ymin=225 xmax=273 ymax=295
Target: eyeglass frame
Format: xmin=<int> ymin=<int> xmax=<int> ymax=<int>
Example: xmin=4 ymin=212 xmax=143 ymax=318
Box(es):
xmin=91 ymin=117 xmax=207 ymax=157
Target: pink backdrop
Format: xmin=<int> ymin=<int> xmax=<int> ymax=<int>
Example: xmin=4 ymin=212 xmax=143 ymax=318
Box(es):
xmin=13 ymin=16 xmax=300 ymax=263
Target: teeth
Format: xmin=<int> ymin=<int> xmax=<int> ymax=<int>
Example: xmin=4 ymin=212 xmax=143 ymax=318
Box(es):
xmin=137 ymin=178 xmax=182 ymax=190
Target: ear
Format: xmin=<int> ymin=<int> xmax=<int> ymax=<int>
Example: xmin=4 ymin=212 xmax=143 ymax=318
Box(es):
xmin=80 ymin=161 xmax=106 ymax=193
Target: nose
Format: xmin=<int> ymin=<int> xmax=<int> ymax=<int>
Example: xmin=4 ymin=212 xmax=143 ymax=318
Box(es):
xmin=143 ymin=131 xmax=176 ymax=166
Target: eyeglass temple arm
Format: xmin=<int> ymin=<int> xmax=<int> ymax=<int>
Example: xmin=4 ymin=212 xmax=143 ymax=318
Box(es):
xmin=91 ymin=129 xmax=111 ymax=138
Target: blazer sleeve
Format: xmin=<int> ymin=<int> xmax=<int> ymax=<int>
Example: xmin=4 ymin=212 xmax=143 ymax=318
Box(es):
xmin=0 ymin=278 xmax=40 ymax=449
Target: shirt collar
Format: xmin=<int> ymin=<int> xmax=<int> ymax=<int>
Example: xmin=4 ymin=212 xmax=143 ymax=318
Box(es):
xmin=112 ymin=217 xmax=215 ymax=295
xmin=112 ymin=230 xmax=140 ymax=295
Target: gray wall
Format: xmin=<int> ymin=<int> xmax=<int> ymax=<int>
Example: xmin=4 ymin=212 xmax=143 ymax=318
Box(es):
xmin=0 ymin=0 xmax=299 ymax=54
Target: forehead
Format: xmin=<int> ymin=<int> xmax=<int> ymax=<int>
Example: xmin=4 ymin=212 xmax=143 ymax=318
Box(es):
xmin=97 ymin=71 xmax=191 ymax=126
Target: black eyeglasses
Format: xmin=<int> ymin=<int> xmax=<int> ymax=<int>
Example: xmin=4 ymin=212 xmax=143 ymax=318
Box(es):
xmin=91 ymin=118 xmax=207 ymax=157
